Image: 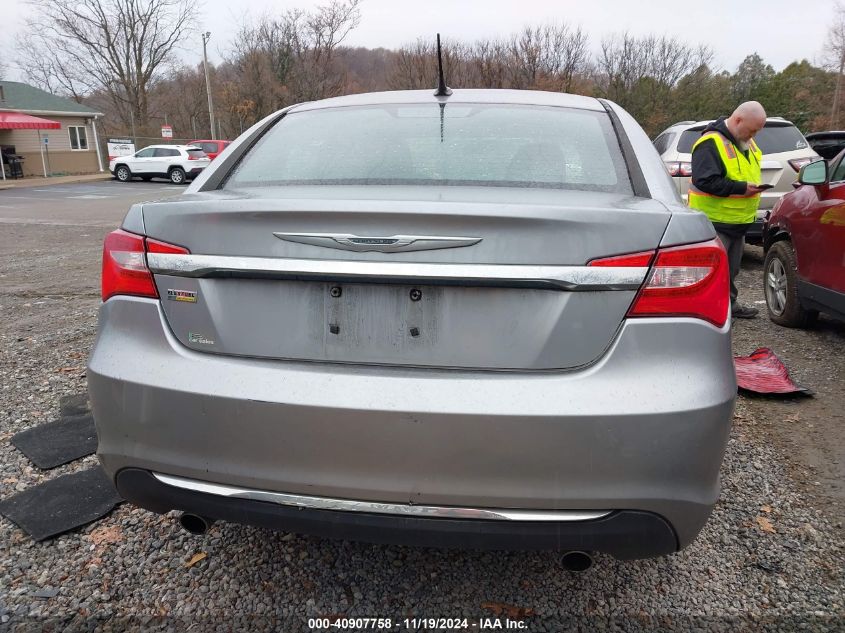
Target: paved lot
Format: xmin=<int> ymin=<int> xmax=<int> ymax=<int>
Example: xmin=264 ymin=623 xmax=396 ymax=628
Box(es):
xmin=0 ymin=185 xmax=843 ymax=631
xmin=0 ymin=180 xmax=180 ymax=227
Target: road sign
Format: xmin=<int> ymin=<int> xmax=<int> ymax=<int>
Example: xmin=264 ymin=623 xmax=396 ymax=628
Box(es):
xmin=43 ymin=136 xmax=49 ymax=145
xmin=161 ymin=125 xmax=173 ymax=139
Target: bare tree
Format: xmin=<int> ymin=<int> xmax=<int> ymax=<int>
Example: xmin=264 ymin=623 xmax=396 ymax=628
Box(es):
xmin=472 ymin=38 xmax=510 ymax=88
xmin=506 ymin=24 xmax=589 ymax=92
xmin=388 ymin=36 xmax=474 ymax=90
xmin=228 ymin=0 xmax=362 ymax=109
xmin=388 ymin=38 xmax=437 ymax=89
xmin=285 ymin=0 xmax=363 ymax=101
xmin=223 ymin=16 xmax=292 ymax=127
xmin=594 ymin=32 xmax=712 ymax=130
xmin=389 ymin=26 xmax=586 ymax=93
xmin=19 ymin=0 xmax=198 ymax=133
xmin=826 ymin=1 xmax=845 ymax=127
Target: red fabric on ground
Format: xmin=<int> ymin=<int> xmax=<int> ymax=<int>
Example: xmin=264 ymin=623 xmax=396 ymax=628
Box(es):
xmin=734 ymin=347 xmax=810 ymax=394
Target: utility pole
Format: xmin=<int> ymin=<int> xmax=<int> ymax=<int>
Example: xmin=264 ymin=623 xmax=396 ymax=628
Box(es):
xmin=202 ymin=31 xmax=216 ymax=140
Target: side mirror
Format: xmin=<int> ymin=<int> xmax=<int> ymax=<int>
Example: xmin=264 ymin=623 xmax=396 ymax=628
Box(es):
xmin=798 ymin=159 xmax=828 ymax=186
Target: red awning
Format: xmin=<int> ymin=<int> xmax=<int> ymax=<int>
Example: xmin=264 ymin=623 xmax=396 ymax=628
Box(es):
xmin=0 ymin=112 xmax=62 ymax=130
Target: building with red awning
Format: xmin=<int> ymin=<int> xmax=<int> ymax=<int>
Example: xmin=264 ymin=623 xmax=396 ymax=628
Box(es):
xmin=0 ymin=112 xmax=62 ymax=130
xmin=0 ymin=81 xmax=104 ymax=179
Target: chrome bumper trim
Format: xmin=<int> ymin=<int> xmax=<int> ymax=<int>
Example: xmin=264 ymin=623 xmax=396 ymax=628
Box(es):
xmin=152 ymin=473 xmax=612 ymax=522
xmin=146 ymin=253 xmax=647 ymax=291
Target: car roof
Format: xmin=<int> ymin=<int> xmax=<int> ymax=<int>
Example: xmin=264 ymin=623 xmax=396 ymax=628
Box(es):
xmin=288 ymin=89 xmax=606 ymax=113
xmin=805 ymin=131 xmax=845 ymax=139
xmin=664 ymin=117 xmax=796 ymax=133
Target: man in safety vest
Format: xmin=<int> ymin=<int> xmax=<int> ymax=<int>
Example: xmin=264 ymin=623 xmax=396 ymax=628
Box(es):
xmin=689 ymin=101 xmax=768 ymax=319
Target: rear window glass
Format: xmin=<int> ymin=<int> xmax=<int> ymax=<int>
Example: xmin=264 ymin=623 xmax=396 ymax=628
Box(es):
xmin=225 ymin=104 xmax=631 ymax=193
xmin=677 ymin=123 xmax=809 ymax=155
xmin=652 ymin=132 xmax=673 ymax=155
xmin=197 ymin=142 xmax=217 ymax=154
xmin=754 ymin=125 xmax=809 ymax=154
xmin=187 ymin=148 xmax=208 ymax=158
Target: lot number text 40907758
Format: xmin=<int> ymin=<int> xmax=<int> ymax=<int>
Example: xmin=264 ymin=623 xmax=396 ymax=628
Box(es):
xmin=308 ymin=617 xmax=529 ymax=630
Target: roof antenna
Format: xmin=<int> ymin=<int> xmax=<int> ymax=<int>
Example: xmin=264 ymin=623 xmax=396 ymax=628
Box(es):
xmin=434 ymin=33 xmax=452 ymax=97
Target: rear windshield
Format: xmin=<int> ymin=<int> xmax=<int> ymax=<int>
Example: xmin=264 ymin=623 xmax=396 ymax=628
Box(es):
xmin=754 ymin=124 xmax=810 ymax=154
xmin=187 ymin=148 xmax=208 ymax=158
xmin=678 ymin=123 xmax=810 ymax=155
xmin=225 ymin=104 xmax=632 ymax=193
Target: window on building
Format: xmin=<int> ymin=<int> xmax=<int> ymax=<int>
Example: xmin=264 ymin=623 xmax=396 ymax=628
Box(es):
xmin=68 ymin=126 xmax=89 ymax=150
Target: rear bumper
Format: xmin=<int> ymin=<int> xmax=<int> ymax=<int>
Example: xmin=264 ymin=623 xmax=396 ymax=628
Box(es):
xmin=745 ymin=219 xmax=765 ymax=245
xmin=116 ymin=468 xmax=678 ymax=559
xmin=88 ymin=297 xmax=736 ymax=558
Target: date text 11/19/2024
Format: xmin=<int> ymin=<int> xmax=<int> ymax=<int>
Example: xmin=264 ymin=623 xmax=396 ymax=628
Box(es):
xmin=308 ymin=617 xmax=529 ymax=630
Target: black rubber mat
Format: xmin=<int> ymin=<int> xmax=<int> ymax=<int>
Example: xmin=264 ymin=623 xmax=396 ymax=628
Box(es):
xmin=0 ymin=466 xmax=122 ymax=541
xmin=11 ymin=414 xmax=98 ymax=469
xmin=59 ymin=393 xmax=91 ymax=417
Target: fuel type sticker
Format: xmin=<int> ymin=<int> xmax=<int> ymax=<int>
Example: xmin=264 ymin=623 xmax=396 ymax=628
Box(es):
xmin=167 ymin=289 xmax=197 ymax=303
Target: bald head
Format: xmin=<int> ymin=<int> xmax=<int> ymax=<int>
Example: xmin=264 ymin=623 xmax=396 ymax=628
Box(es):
xmin=727 ymin=101 xmax=767 ymax=143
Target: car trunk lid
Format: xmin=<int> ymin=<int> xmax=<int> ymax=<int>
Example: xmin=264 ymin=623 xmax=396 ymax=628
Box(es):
xmin=144 ymin=186 xmax=669 ymax=370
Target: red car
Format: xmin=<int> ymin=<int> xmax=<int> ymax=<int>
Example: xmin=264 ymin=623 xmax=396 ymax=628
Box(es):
xmin=763 ymin=157 xmax=845 ymax=327
xmin=187 ymin=139 xmax=231 ymax=160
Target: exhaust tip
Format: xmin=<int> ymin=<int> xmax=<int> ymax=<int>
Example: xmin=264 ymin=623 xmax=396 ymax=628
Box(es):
xmin=179 ymin=513 xmax=211 ymax=535
xmin=561 ymin=550 xmax=594 ymax=572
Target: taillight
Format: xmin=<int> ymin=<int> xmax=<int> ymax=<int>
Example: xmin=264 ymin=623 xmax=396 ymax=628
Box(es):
xmin=788 ymin=158 xmax=814 ymax=172
xmin=590 ymin=239 xmax=729 ymax=328
xmin=101 ymin=229 xmax=189 ymax=301
xmin=146 ymin=237 xmax=190 ymax=254
xmin=664 ymin=161 xmax=692 ymax=177
xmin=588 ymin=251 xmax=654 ymax=267
xmin=630 ymin=239 xmax=729 ymax=327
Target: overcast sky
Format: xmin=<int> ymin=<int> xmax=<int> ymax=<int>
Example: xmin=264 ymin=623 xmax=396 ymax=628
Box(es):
xmin=0 ymin=0 xmax=835 ymax=81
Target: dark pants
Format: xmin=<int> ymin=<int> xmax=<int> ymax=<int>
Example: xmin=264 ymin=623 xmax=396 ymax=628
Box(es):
xmin=712 ymin=222 xmax=752 ymax=308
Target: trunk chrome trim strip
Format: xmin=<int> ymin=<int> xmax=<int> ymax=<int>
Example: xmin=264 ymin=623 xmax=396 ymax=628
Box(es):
xmin=147 ymin=253 xmax=648 ymax=291
xmin=152 ymin=472 xmax=612 ymax=522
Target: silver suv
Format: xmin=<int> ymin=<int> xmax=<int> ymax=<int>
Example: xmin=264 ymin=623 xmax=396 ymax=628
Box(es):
xmin=89 ymin=90 xmax=736 ymax=564
xmin=654 ymin=119 xmax=819 ymax=244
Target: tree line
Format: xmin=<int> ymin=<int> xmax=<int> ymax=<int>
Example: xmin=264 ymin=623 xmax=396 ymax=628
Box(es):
xmin=9 ymin=0 xmax=845 ymax=144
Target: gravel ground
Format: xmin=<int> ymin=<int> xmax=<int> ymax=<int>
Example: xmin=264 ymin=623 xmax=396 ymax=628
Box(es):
xmin=1 ymin=218 xmax=843 ymax=631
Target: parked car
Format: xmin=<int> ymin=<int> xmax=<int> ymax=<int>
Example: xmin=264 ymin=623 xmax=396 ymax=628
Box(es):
xmin=654 ymin=118 xmax=819 ymax=244
xmin=89 ymin=89 xmax=737 ymax=564
xmin=109 ymin=145 xmax=211 ymax=184
xmin=805 ymin=131 xmax=845 ymax=161
xmin=187 ymin=139 xmax=231 ymax=160
xmin=762 ymin=157 xmax=845 ymax=327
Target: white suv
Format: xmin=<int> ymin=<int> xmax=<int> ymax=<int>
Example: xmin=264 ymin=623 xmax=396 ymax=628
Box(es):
xmin=653 ymin=118 xmax=819 ymax=244
xmin=110 ymin=145 xmax=211 ymax=185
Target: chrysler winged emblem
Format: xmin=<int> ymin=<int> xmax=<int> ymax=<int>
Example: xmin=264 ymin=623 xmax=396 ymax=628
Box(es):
xmin=273 ymin=232 xmax=482 ymax=253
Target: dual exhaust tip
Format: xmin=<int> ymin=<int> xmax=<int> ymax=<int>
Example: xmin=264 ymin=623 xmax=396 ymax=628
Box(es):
xmin=177 ymin=513 xmax=594 ymax=571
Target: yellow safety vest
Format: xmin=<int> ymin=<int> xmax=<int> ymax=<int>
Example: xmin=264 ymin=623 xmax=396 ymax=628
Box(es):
xmin=688 ymin=132 xmax=763 ymax=225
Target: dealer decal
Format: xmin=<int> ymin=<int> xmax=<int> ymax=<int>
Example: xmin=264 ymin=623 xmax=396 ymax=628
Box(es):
xmin=188 ymin=332 xmax=215 ymax=345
